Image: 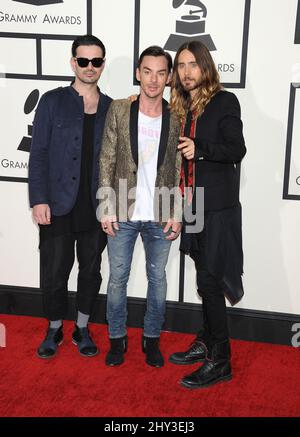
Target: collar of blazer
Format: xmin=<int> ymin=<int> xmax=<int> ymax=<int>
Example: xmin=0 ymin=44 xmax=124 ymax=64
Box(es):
xmin=68 ymin=84 xmax=111 ymax=119
xmin=129 ymin=95 xmax=170 ymax=170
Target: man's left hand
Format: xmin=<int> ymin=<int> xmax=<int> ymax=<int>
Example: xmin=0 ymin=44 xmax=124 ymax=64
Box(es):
xmin=164 ymin=219 xmax=182 ymax=241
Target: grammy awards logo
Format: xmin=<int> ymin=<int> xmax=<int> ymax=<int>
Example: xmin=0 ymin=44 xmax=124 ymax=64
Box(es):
xmin=134 ymin=0 xmax=251 ymax=88
xmin=18 ymin=89 xmax=40 ymax=153
xmin=164 ymin=0 xmax=216 ymax=52
xmin=12 ymin=0 xmax=63 ymax=5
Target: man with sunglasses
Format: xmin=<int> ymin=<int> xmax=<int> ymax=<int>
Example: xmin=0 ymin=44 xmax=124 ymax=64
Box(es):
xmin=29 ymin=35 xmax=112 ymax=359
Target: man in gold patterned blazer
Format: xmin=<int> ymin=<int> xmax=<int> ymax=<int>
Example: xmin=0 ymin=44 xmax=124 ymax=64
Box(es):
xmin=98 ymin=46 xmax=182 ymax=368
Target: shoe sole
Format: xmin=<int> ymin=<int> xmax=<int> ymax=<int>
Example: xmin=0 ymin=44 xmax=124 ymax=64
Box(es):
xmin=142 ymin=347 xmax=164 ymax=368
xmin=72 ymin=339 xmax=99 ymax=357
xmin=168 ymin=357 xmax=206 ymax=365
xmin=146 ymin=359 xmax=164 ymax=368
xmin=36 ymin=339 xmax=63 ymax=359
xmin=105 ymin=346 xmax=127 ymax=366
xmin=105 ymin=360 xmax=124 ymax=367
xmin=180 ymin=374 xmax=232 ymax=389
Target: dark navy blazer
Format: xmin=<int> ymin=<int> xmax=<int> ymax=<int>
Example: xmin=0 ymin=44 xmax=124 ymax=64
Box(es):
xmin=28 ymin=85 xmax=112 ymax=215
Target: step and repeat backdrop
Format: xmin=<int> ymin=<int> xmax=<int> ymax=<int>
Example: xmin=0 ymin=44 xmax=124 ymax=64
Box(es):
xmin=0 ymin=0 xmax=300 ymax=314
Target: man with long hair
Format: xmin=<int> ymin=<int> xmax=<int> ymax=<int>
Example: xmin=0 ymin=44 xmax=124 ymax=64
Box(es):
xmin=169 ymin=41 xmax=246 ymax=388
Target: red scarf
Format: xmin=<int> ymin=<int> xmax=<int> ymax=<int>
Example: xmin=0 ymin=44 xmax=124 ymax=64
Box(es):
xmin=179 ymin=112 xmax=196 ymax=204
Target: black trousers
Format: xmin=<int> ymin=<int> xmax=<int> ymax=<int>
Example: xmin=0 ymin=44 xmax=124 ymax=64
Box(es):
xmin=40 ymin=228 xmax=107 ymax=321
xmin=190 ymin=232 xmax=229 ymax=347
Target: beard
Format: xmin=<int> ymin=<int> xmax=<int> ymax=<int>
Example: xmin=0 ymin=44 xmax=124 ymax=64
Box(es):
xmin=181 ymin=77 xmax=201 ymax=92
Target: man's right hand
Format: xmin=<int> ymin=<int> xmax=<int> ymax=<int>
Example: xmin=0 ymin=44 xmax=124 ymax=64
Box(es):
xmin=101 ymin=215 xmax=119 ymax=237
xmin=32 ymin=204 xmax=51 ymax=225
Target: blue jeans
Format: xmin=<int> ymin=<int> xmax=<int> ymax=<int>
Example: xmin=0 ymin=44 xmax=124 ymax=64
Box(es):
xmin=106 ymin=221 xmax=172 ymax=338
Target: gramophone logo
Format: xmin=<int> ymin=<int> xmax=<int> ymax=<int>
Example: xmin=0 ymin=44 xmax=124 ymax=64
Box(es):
xmin=134 ymin=0 xmax=251 ymax=88
xmin=164 ymin=0 xmax=216 ymax=52
xmin=18 ymin=89 xmax=40 ymax=153
xmin=0 ymin=86 xmax=41 ymax=181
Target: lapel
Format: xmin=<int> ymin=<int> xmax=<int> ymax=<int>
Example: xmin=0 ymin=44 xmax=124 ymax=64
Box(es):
xmin=130 ymin=97 xmax=139 ymax=166
xmin=129 ymin=96 xmax=170 ymax=169
xmin=94 ymin=92 xmax=112 ymax=159
xmin=157 ymin=98 xmax=170 ymax=169
xmin=96 ymin=91 xmax=111 ymax=118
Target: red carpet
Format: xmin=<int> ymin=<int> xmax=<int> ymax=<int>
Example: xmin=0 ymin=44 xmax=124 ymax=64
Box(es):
xmin=0 ymin=314 xmax=299 ymax=417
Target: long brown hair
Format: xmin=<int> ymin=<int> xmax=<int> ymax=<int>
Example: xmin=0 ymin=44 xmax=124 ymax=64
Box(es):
xmin=170 ymin=41 xmax=222 ymax=121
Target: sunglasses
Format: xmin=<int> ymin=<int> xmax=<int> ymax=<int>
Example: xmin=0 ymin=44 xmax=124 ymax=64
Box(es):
xmin=75 ymin=57 xmax=105 ymax=68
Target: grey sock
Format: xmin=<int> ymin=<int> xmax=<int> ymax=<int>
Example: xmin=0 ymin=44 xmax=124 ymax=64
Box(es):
xmin=76 ymin=311 xmax=90 ymax=328
xmin=49 ymin=320 xmax=62 ymax=329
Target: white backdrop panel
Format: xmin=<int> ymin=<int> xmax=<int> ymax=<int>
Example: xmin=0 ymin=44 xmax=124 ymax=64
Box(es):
xmin=0 ymin=38 xmax=36 ymax=75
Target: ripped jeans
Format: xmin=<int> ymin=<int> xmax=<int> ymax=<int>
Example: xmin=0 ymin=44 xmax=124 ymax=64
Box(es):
xmin=106 ymin=221 xmax=172 ymax=338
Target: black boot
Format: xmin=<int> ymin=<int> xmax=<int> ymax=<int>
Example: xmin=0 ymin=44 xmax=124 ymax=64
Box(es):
xmin=72 ymin=324 xmax=98 ymax=357
xmin=181 ymin=340 xmax=232 ymax=389
xmin=37 ymin=325 xmax=63 ymax=359
xmin=142 ymin=336 xmax=164 ymax=368
xmin=169 ymin=333 xmax=208 ymax=365
xmin=106 ymin=336 xmax=127 ymax=366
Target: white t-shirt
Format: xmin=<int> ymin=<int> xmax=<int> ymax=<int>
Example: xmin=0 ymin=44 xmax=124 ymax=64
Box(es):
xmin=131 ymin=111 xmax=162 ymax=221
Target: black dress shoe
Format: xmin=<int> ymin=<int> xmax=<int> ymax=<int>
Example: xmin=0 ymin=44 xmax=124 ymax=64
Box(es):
xmin=37 ymin=325 xmax=63 ymax=359
xmin=181 ymin=340 xmax=232 ymax=389
xmin=169 ymin=337 xmax=207 ymax=365
xmin=72 ymin=325 xmax=99 ymax=357
xmin=142 ymin=336 xmax=164 ymax=368
xmin=106 ymin=336 xmax=127 ymax=366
